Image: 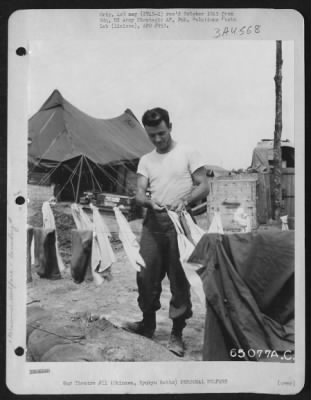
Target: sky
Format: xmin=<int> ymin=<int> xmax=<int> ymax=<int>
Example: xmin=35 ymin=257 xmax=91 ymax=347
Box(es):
xmin=28 ymin=40 xmax=294 ymax=170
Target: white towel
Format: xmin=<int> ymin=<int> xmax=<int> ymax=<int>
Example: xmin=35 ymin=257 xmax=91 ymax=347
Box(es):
xmin=71 ymin=203 xmax=93 ymax=230
xmin=208 ymin=211 xmax=224 ymax=234
xmin=167 ymin=210 xmax=205 ymax=305
xmin=181 ymin=210 xmax=205 ymax=245
xmin=113 ymin=206 xmax=145 ymax=271
xmin=280 ymin=215 xmax=289 ymax=231
xmin=71 ymin=203 xmax=112 ymax=285
xmin=90 ymin=204 xmax=116 ymax=272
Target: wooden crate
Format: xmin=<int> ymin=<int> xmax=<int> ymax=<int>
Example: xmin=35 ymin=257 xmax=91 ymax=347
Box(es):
xmin=206 ymin=174 xmax=258 ymax=232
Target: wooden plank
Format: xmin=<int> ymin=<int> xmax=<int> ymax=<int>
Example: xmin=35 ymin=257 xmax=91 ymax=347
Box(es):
xmin=258 ymin=173 xmax=266 ymax=223
xmin=256 ymin=172 xmax=272 ymax=224
xmin=281 ymin=168 xmax=295 ymax=229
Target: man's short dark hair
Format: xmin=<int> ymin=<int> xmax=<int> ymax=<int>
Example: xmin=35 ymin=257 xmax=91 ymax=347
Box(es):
xmin=142 ymin=108 xmax=170 ymax=128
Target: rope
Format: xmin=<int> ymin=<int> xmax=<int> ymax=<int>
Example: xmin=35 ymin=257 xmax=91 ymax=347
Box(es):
xmin=75 ymin=155 xmax=84 ymax=203
xmin=28 ymin=129 xmax=66 ymax=175
xmin=27 ymin=323 xmax=86 ymax=345
xmin=69 ymin=178 xmax=76 ymax=201
xmin=84 ymin=157 xmax=103 ymax=192
xmin=39 ymin=110 xmax=57 ymax=134
xmin=65 ymin=131 xmax=133 ymax=191
xmin=37 ymin=160 xmax=63 ymax=186
xmin=56 ymin=157 xmax=82 ymax=199
xmin=93 ymin=161 xmax=126 ymax=191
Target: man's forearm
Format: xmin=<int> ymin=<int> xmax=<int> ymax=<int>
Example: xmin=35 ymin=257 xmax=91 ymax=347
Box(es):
xmin=185 ymin=182 xmax=210 ymax=206
xmin=136 ymin=192 xmax=154 ymax=208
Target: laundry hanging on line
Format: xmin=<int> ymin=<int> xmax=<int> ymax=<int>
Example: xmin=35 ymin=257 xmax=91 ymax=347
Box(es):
xmin=280 ymin=215 xmax=289 ymax=231
xmin=113 ymin=206 xmax=145 ymax=272
xmin=70 ymin=203 xmax=115 ymax=285
xmin=90 ymin=203 xmax=116 ymax=272
xmin=42 ymin=201 xmax=65 ymax=272
xmin=180 ymin=210 xmax=206 ymax=245
xmin=166 ymin=209 xmax=206 ymax=305
xmin=208 ymin=211 xmax=224 ymax=234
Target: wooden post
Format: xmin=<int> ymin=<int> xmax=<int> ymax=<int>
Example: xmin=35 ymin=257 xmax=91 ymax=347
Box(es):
xmin=272 ymin=40 xmax=283 ymax=220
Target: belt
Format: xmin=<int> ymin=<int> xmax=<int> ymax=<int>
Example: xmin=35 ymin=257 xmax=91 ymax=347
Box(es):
xmin=152 ymin=208 xmax=168 ymax=214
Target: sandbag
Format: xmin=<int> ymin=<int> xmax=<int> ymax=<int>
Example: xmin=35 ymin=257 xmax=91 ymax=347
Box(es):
xmin=70 ymin=229 xmax=93 ymax=283
xmin=26 ymin=305 xmax=53 ymax=340
xmin=33 ymin=228 xmax=61 ymax=280
xmin=27 ymin=320 xmax=85 ymax=361
xmin=41 ymin=343 xmax=104 ymax=362
xmin=27 ymin=225 xmax=33 ymax=283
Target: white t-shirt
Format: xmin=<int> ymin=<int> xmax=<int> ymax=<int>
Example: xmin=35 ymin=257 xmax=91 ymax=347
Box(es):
xmin=137 ymin=143 xmax=205 ymax=207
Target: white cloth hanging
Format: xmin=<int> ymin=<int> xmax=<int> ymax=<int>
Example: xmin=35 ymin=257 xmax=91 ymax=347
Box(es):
xmin=90 ymin=204 xmax=116 ymax=272
xmin=182 ymin=262 xmax=206 ymax=305
xmin=71 ymin=203 xmax=111 ymax=285
xmin=208 ymin=211 xmax=224 ymax=234
xmin=42 ymin=201 xmax=65 ymax=272
xmin=166 ymin=210 xmax=196 ymax=262
xmin=113 ymin=206 xmax=145 ymax=271
xmin=280 ymin=215 xmax=289 ymax=231
xmin=71 ymin=203 xmax=93 ymax=230
xmin=181 ymin=210 xmax=205 ymax=245
xmin=166 ymin=210 xmax=205 ymax=305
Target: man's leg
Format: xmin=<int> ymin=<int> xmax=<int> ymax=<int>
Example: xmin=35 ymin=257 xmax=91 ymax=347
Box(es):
xmin=124 ymin=214 xmax=165 ymax=338
xmin=166 ymin=227 xmax=192 ymax=356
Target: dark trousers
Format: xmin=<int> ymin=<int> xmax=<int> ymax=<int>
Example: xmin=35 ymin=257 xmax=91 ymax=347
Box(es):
xmin=137 ymin=210 xmax=192 ymax=323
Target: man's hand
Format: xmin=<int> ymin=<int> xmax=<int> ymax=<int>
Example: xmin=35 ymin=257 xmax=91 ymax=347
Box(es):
xmin=150 ymin=201 xmax=164 ymax=211
xmin=168 ymin=199 xmax=186 ymax=213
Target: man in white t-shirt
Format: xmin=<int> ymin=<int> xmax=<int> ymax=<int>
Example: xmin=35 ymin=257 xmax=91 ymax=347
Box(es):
xmin=124 ymin=108 xmax=209 ymax=357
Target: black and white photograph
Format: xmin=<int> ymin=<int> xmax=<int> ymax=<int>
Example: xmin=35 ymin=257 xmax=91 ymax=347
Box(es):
xmin=7 ymin=8 xmax=305 ymax=395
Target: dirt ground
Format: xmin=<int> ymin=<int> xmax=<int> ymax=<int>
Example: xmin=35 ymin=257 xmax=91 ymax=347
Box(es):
xmin=27 ymin=201 xmax=208 ymax=361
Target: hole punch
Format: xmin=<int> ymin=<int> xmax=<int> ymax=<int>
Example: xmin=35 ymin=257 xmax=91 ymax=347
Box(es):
xmin=16 ymin=47 xmax=27 ymax=56
xmin=15 ymin=346 xmax=24 ymax=356
xmin=15 ymin=196 xmax=25 ymax=205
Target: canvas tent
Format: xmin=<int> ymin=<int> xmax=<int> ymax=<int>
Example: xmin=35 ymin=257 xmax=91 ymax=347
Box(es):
xmin=28 ymin=90 xmax=153 ymax=200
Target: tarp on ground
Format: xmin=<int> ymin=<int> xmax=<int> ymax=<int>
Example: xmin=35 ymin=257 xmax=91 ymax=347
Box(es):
xmin=28 ymin=89 xmax=153 ymax=168
xmin=188 ymin=231 xmax=294 ymax=361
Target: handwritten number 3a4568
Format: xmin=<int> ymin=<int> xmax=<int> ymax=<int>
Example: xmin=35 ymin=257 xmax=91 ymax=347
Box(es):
xmin=214 ymin=25 xmax=261 ymax=38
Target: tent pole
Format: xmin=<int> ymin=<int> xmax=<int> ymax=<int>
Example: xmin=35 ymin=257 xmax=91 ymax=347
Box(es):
xmin=75 ymin=156 xmax=83 ymax=203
